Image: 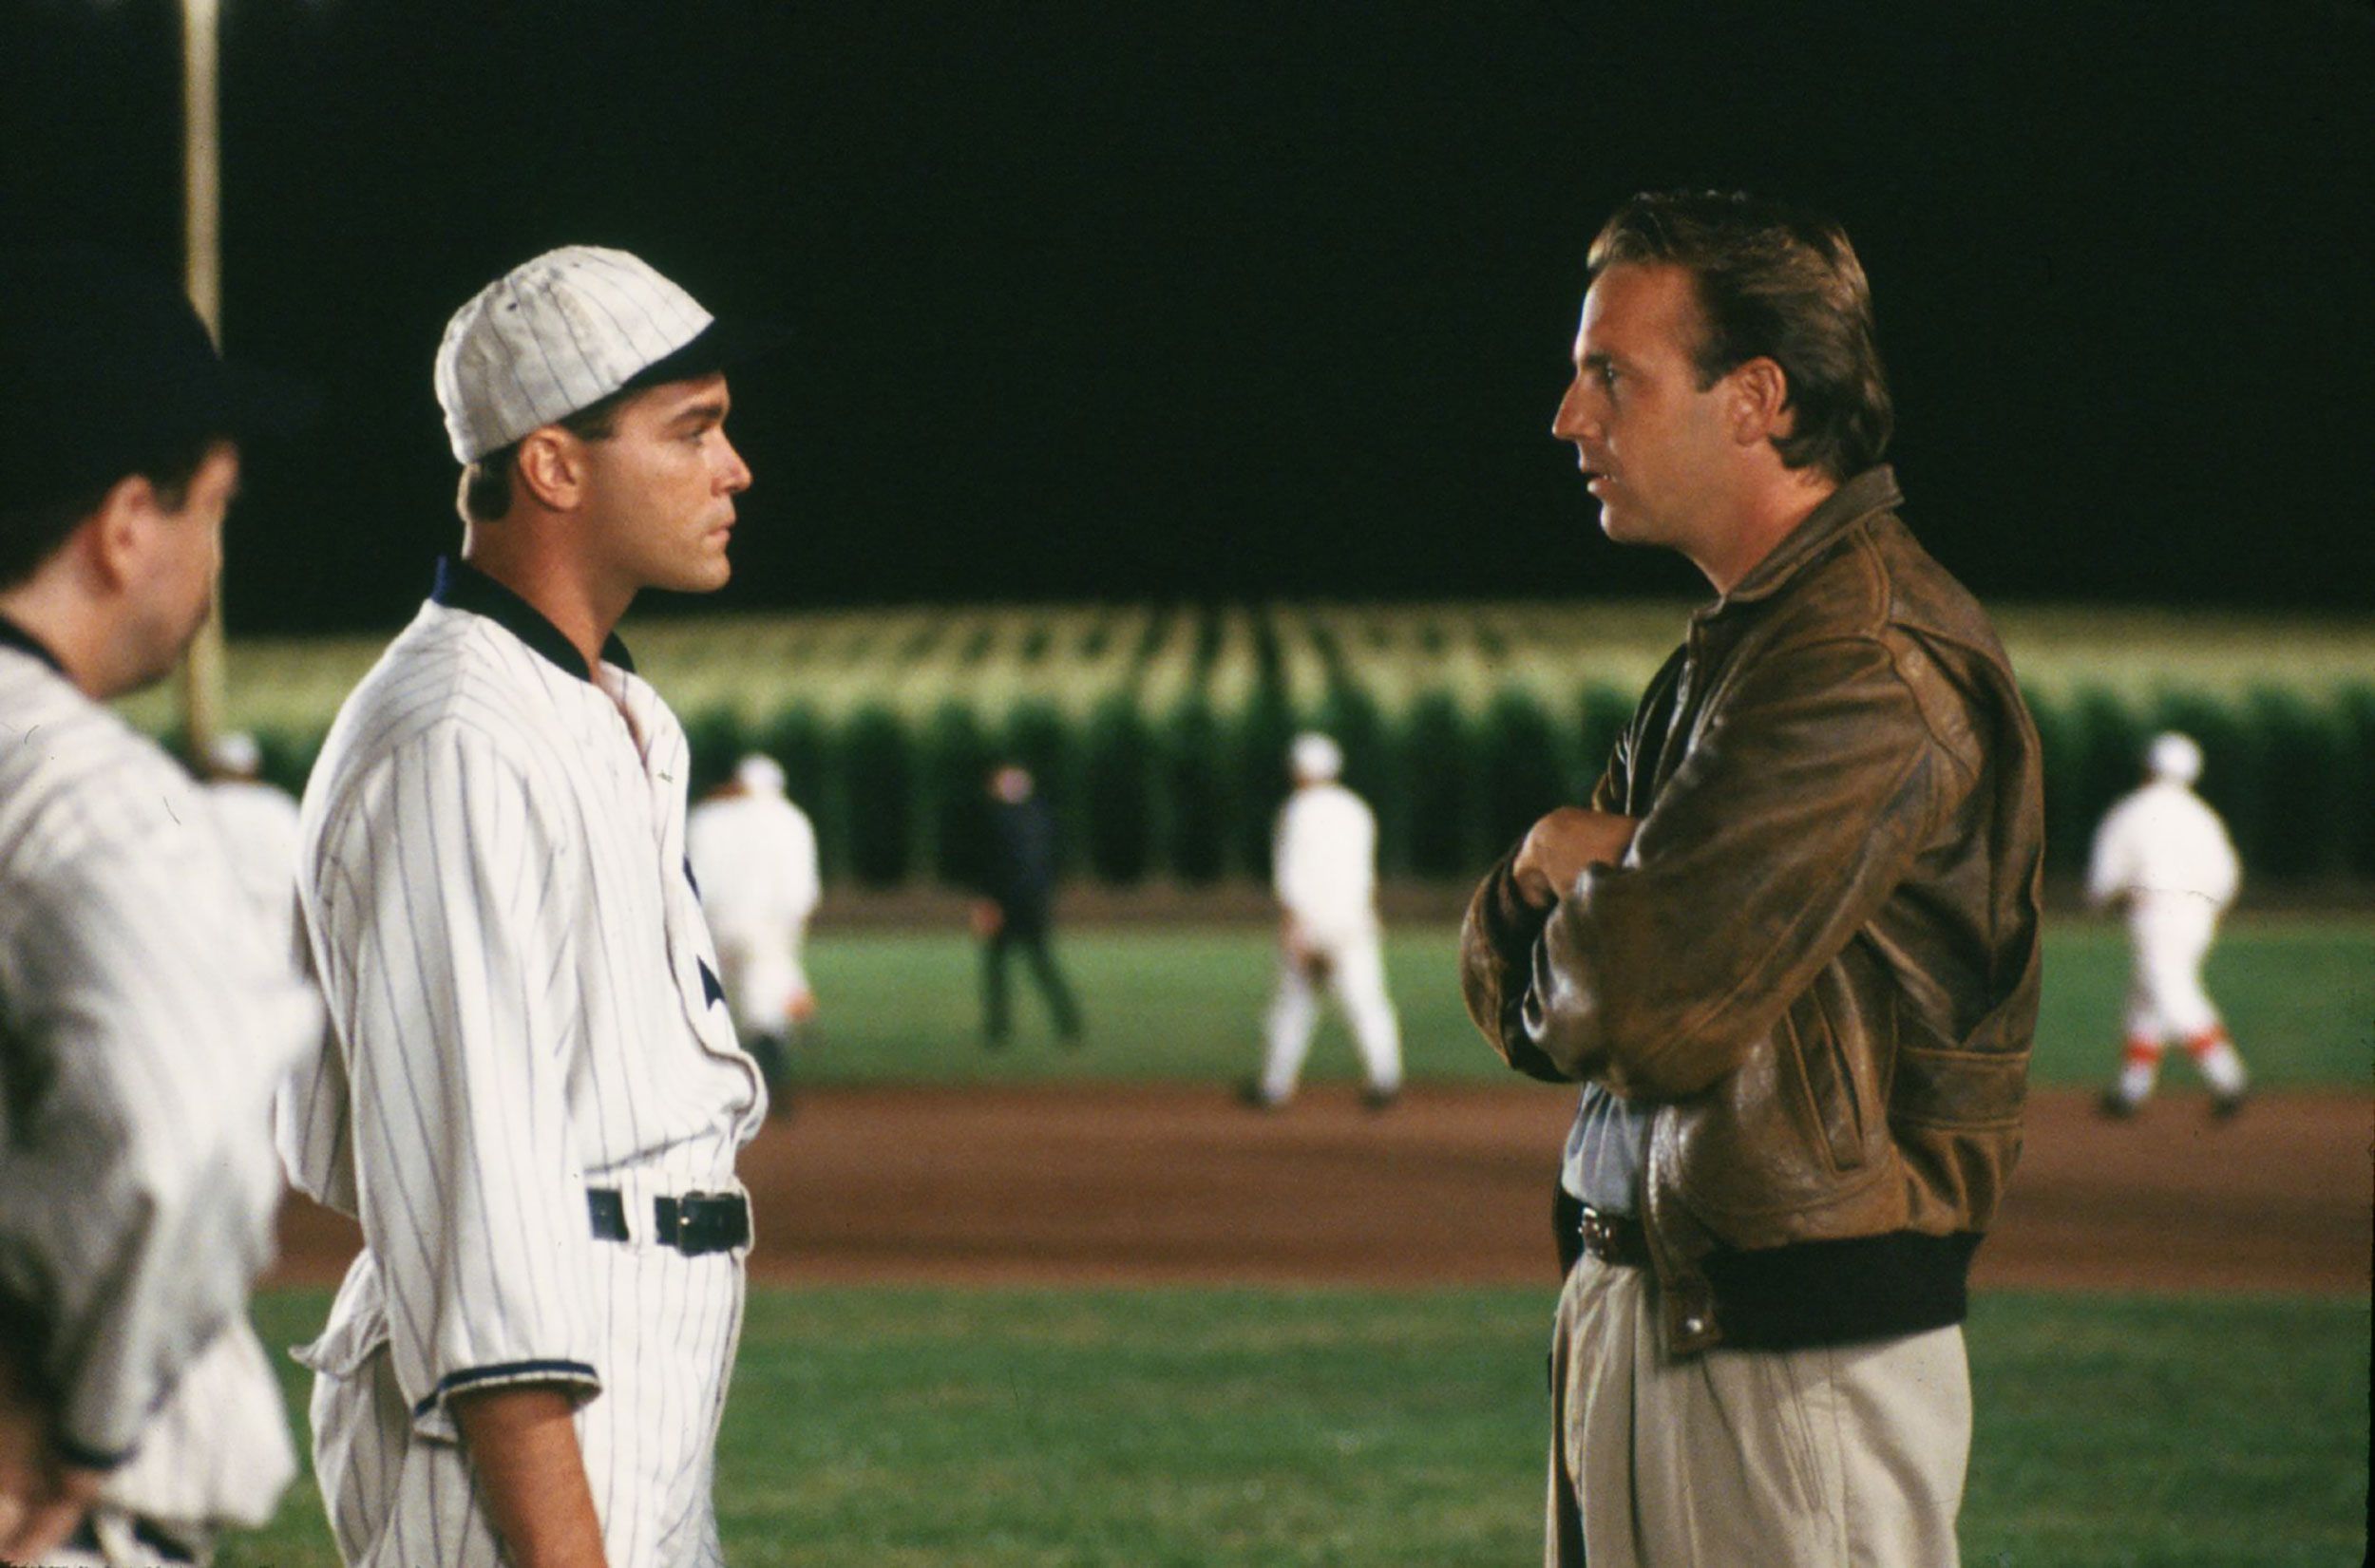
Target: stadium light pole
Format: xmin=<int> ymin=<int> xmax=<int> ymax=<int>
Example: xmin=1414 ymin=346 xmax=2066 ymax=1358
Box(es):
xmin=179 ymin=0 xmax=226 ymax=761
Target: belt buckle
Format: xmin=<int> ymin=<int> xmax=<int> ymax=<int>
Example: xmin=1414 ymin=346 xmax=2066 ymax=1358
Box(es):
xmin=661 ymin=1190 xmax=748 ymax=1256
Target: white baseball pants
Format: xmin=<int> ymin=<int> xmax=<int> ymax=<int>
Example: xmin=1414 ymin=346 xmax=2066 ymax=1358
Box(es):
xmin=1259 ymin=934 xmax=1402 ymax=1101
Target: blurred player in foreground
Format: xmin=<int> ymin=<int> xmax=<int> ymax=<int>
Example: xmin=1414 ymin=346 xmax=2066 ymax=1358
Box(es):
xmin=2088 ymin=730 xmax=2247 ymax=1119
xmin=1244 ymin=732 xmax=1403 ymax=1109
xmin=278 ymin=246 xmax=784 ymax=1567
xmin=969 ymin=764 xmax=1084 ymax=1047
xmin=689 ymin=752 xmax=822 ymax=1108
xmin=0 ymin=248 xmax=315 ymax=1565
xmin=1460 ymin=192 xmax=2042 ymax=1567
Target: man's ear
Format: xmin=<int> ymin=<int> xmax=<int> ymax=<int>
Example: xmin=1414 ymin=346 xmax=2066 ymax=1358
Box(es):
xmin=1727 ymin=357 xmax=1795 ymax=447
xmin=514 ymin=428 xmax=586 ymax=512
xmin=85 ymin=473 xmax=162 ymax=591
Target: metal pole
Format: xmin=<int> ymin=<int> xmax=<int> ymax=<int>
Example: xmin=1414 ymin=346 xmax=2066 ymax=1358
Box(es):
xmin=180 ymin=0 xmax=226 ymax=764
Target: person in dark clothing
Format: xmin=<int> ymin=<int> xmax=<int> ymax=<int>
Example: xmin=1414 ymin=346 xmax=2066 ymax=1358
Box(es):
xmin=969 ymin=765 xmax=1084 ymax=1046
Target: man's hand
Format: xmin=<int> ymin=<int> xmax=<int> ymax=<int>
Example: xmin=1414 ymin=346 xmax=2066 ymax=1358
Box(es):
xmin=452 ymin=1385 xmax=606 ymax=1568
xmin=1512 ymin=808 xmax=1639 ymax=910
xmin=0 ymin=1351 xmax=103 ymax=1563
xmin=970 ymin=900 xmax=1005 ymax=938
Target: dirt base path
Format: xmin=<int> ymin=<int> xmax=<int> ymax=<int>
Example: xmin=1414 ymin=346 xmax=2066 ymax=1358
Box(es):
xmin=273 ymin=1086 xmax=2370 ymax=1295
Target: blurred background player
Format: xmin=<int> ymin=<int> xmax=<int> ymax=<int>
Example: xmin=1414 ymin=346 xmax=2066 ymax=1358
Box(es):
xmin=689 ymin=752 xmax=822 ymax=1107
xmin=968 ymin=764 xmax=1083 ymax=1047
xmin=2089 ymin=731 xmax=2248 ymax=1119
xmin=0 ymin=247 xmax=314 ymax=1566
xmin=200 ymin=730 xmax=304 ymax=971
xmin=1244 ymin=732 xmax=1403 ymax=1110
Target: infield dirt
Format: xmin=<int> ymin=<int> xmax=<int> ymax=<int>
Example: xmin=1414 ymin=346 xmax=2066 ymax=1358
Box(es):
xmin=273 ymin=1086 xmax=2369 ymax=1296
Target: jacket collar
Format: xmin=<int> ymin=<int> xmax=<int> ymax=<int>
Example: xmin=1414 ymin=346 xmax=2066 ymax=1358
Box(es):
xmin=0 ymin=613 xmax=66 ymax=676
xmin=429 ymin=556 xmax=635 ymax=683
xmin=1701 ymin=465 xmax=1904 ymax=618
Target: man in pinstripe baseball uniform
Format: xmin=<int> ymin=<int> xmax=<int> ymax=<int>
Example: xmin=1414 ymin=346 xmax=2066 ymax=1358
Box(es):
xmin=1 ymin=249 xmax=315 ymax=1565
xmin=276 ymin=247 xmax=785 ymax=1568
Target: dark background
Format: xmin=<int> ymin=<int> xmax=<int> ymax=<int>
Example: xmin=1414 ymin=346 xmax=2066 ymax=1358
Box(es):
xmin=5 ymin=0 xmax=2370 ymax=633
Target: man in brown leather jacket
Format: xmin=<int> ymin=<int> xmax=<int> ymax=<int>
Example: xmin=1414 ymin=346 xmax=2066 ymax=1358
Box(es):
xmin=1460 ymin=191 xmax=2043 ymax=1567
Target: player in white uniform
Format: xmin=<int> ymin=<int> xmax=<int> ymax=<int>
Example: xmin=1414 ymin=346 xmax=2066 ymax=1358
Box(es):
xmin=687 ymin=753 xmax=822 ymax=1105
xmin=200 ymin=732 xmax=304 ymax=969
xmin=0 ymin=249 xmax=314 ymax=1565
xmin=1247 ymin=732 xmax=1404 ymax=1108
xmin=2088 ymin=731 xmax=2248 ymax=1118
xmin=276 ymin=247 xmax=785 ymax=1567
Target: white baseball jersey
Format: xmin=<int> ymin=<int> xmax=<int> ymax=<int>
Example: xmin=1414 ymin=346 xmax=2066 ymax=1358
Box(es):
xmin=277 ymin=560 xmax=763 ymax=1567
xmin=1273 ymin=783 xmax=1380 ymax=946
xmin=2086 ymin=780 xmax=2241 ymax=910
xmin=0 ymin=626 xmax=310 ymax=1537
xmin=686 ymin=787 xmax=820 ymax=1033
xmin=206 ymin=775 xmax=304 ymax=968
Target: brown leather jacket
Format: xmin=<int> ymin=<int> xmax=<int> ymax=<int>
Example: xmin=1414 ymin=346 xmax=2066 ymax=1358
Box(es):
xmin=1461 ymin=467 xmax=2043 ymax=1354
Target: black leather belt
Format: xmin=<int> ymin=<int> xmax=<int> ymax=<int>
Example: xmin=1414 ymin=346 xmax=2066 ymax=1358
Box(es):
xmin=587 ymin=1188 xmax=750 ymax=1256
xmin=1577 ymin=1202 xmax=1649 ymax=1269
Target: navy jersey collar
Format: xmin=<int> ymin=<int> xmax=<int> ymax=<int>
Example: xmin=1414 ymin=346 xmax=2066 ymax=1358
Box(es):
xmin=0 ymin=613 xmax=67 ymax=676
xmin=429 ymin=557 xmax=634 ymax=682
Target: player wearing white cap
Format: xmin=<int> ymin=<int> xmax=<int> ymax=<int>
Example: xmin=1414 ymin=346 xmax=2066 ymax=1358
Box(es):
xmin=687 ymin=753 xmax=822 ymax=1105
xmin=200 ymin=732 xmax=305 ymax=973
xmin=2088 ymin=731 xmax=2248 ymax=1118
xmin=276 ymin=246 xmax=786 ymax=1567
xmin=1245 ymin=732 xmax=1404 ymax=1108
xmin=1 ymin=247 xmax=314 ymax=1565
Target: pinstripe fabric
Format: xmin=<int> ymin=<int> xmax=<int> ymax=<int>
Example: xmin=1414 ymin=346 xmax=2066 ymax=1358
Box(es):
xmin=434 ymin=247 xmax=712 ymax=463
xmin=0 ymin=641 xmax=311 ymax=1532
xmin=279 ymin=578 xmax=763 ymax=1567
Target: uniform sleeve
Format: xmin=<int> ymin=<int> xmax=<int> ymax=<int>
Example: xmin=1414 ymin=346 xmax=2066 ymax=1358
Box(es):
xmin=2205 ymin=810 xmax=2241 ymax=909
xmin=2085 ymin=799 xmax=2136 ymax=908
xmin=0 ymin=826 xmax=313 ymax=1467
xmin=308 ymin=727 xmax=601 ymax=1441
xmin=1271 ymin=800 xmax=1305 ymax=914
xmin=1523 ymin=633 xmax=1952 ymax=1098
xmin=785 ymin=806 xmax=821 ymax=926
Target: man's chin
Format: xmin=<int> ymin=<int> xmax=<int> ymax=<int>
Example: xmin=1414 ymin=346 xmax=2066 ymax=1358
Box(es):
xmin=662 ymin=557 xmax=733 ymax=595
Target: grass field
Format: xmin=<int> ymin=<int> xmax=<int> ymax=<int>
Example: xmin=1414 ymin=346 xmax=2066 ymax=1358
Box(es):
xmin=200 ymin=916 xmax=2367 ymax=1564
xmin=224 ymin=1286 xmax=2368 ymax=1567
xmin=788 ymin=915 xmax=2375 ymax=1091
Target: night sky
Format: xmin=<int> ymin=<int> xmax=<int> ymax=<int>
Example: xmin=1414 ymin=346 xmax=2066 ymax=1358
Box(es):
xmin=6 ymin=0 xmax=2370 ymax=633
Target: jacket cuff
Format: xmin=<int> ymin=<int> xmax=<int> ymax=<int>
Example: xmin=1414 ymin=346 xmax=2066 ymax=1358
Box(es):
xmin=1461 ymin=855 xmax=1568 ymax=1083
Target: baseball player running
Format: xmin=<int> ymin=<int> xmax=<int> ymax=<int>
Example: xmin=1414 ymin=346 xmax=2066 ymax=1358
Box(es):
xmin=1245 ymin=732 xmax=1403 ymax=1109
xmin=276 ymin=247 xmax=785 ymax=1567
xmin=2089 ymin=731 xmax=2249 ymax=1118
xmin=687 ymin=752 xmax=823 ymax=1105
xmin=1 ymin=249 xmax=314 ymax=1566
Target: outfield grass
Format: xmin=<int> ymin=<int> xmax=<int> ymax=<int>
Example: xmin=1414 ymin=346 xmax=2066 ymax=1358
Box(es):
xmin=790 ymin=915 xmax=2374 ymax=1090
xmin=228 ymin=1286 xmax=2367 ymax=1567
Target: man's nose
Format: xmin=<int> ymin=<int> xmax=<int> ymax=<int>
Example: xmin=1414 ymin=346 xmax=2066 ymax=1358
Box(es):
xmin=1551 ymin=379 xmax=1594 ymax=442
xmin=716 ymin=434 xmax=752 ymax=493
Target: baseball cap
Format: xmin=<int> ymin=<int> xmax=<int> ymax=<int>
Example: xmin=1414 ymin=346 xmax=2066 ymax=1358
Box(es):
xmin=435 ymin=246 xmax=789 ymax=463
xmin=0 ymin=245 xmax=311 ymax=509
xmin=1290 ymin=732 xmax=1343 ymax=782
xmin=206 ymin=730 xmax=262 ymax=776
xmin=2146 ymin=731 xmax=2202 ymax=784
xmin=735 ymin=753 xmax=787 ymax=795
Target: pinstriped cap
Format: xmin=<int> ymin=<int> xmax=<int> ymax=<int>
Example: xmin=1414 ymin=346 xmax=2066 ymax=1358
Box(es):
xmin=435 ymin=246 xmax=726 ymax=463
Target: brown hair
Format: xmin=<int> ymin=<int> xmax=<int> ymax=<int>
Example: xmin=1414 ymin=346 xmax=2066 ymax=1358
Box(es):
xmin=1588 ymin=190 xmax=1892 ymax=481
xmin=0 ymin=436 xmax=220 ymax=589
xmin=455 ymin=387 xmax=635 ymax=525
